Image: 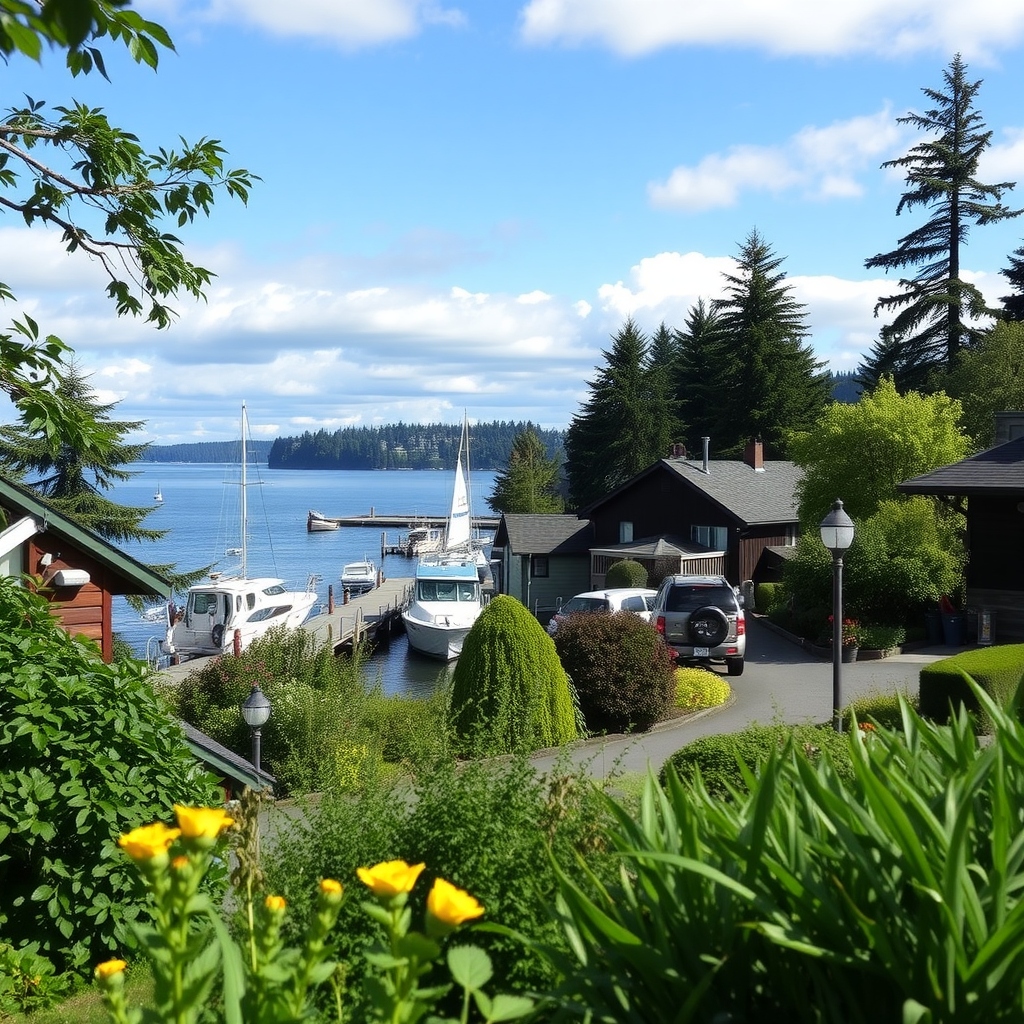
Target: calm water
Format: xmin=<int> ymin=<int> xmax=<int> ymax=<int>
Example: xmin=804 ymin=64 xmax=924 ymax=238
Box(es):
xmin=113 ymin=464 xmax=496 ymax=697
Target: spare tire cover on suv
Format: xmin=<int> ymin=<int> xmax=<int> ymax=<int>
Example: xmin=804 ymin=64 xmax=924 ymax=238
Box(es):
xmin=687 ymin=605 xmax=730 ymax=646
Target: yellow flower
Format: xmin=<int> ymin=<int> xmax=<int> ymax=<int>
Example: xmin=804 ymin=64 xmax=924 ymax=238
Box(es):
xmin=95 ymin=960 xmax=127 ymax=980
xmin=426 ymin=877 xmax=484 ymax=933
xmin=118 ymin=822 xmax=180 ymax=862
xmin=356 ymin=860 xmax=425 ymax=898
xmin=171 ymin=855 xmax=190 ymax=871
xmin=265 ymin=895 xmax=287 ymax=911
xmin=173 ymin=805 xmax=235 ymax=841
xmin=320 ymin=878 xmax=343 ymax=899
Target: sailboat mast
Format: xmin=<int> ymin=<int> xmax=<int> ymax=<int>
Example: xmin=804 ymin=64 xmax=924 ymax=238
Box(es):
xmin=463 ymin=411 xmax=471 ymax=534
xmin=241 ymin=401 xmax=248 ymax=579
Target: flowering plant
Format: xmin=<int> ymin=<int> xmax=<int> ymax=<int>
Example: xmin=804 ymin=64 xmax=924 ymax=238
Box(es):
xmin=828 ymin=616 xmax=861 ymax=646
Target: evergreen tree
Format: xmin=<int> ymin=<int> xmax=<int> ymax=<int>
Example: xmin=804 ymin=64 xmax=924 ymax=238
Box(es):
xmin=564 ymin=318 xmax=667 ymax=509
xmin=487 ymin=428 xmax=564 ymax=514
xmin=856 ymin=331 xmax=937 ymax=394
xmin=644 ymin=321 xmax=679 ymax=459
xmin=711 ymin=230 xmax=830 ymax=455
xmin=865 ymin=55 xmax=1022 ymax=372
xmin=1000 ymin=241 xmax=1024 ymax=321
xmin=673 ymin=298 xmax=729 ymax=452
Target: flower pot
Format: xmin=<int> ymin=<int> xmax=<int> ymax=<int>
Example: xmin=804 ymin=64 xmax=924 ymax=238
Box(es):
xmin=841 ymin=645 xmax=859 ymax=663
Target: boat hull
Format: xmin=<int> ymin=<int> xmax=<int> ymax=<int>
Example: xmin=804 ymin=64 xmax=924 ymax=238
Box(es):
xmin=401 ymin=614 xmax=474 ymax=660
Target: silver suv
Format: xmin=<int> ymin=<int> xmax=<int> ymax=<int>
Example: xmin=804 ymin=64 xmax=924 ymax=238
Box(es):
xmin=652 ymin=575 xmax=746 ymax=676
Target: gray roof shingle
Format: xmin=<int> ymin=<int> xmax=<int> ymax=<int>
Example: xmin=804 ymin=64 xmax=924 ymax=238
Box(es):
xmin=899 ymin=437 xmax=1024 ymax=496
xmin=660 ymin=458 xmax=803 ymax=525
xmin=495 ymin=514 xmax=593 ymax=555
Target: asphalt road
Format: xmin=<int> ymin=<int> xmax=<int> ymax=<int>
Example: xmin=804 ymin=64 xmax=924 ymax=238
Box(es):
xmin=532 ymin=616 xmax=959 ymax=779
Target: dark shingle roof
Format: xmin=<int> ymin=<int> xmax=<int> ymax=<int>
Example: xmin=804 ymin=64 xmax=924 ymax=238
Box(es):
xmin=899 ymin=437 xmax=1024 ymax=497
xmin=660 ymin=458 xmax=802 ymax=525
xmin=589 ymin=535 xmax=720 ymax=558
xmin=180 ymin=720 xmax=276 ymax=792
xmin=494 ymin=514 xmax=593 ymax=555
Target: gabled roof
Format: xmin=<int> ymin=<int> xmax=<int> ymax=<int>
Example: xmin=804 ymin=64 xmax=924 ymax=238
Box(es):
xmin=0 ymin=475 xmax=171 ymax=596
xmin=899 ymin=437 xmax=1024 ymax=497
xmin=180 ymin=720 xmax=276 ymax=793
xmin=581 ymin=457 xmax=802 ymax=527
xmin=589 ymin=535 xmax=721 ymax=559
xmin=494 ymin=514 xmax=593 ymax=555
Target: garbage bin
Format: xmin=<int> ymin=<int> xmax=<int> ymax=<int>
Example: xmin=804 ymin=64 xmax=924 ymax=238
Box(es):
xmin=924 ymin=610 xmax=943 ymax=645
xmin=942 ymin=613 xmax=965 ymax=646
xmin=978 ymin=608 xmax=995 ymax=646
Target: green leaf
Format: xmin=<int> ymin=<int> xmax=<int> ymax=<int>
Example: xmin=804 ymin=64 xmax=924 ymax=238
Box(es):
xmin=447 ymin=945 xmax=492 ymax=991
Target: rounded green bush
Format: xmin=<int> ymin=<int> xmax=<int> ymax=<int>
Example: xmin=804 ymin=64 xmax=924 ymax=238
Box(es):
xmin=449 ymin=595 xmax=579 ymax=755
xmin=660 ymin=722 xmax=854 ymax=796
xmin=674 ymin=666 xmax=730 ymax=710
xmin=604 ymin=559 xmax=648 ymax=588
xmin=554 ymin=612 xmax=675 ymax=734
xmin=754 ymin=581 xmax=781 ymax=613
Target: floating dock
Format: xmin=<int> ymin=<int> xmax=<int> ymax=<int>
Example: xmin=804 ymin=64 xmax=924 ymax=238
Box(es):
xmin=311 ymin=510 xmax=499 ymax=530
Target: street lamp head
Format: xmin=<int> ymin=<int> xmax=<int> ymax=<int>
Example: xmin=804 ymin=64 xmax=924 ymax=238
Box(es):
xmin=241 ymin=683 xmax=272 ymax=729
xmin=820 ymin=498 xmax=855 ymax=554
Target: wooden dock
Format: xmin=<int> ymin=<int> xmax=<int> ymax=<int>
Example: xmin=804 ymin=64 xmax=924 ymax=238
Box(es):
xmin=314 ymin=511 xmax=499 ymax=530
xmin=303 ymin=576 xmax=413 ymax=652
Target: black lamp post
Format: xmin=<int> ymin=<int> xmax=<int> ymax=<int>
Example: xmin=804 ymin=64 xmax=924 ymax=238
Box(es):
xmin=820 ymin=499 xmax=855 ymax=732
xmin=241 ymin=683 xmax=271 ymax=775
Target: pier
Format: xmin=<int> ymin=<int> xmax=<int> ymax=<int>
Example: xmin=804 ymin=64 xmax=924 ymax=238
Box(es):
xmin=311 ymin=510 xmax=499 ymax=530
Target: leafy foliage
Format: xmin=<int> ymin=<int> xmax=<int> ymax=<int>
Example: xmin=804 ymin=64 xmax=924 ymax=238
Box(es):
xmin=449 ymin=595 xmax=579 ymax=756
xmin=789 ymin=376 xmax=970 ymax=525
xmin=673 ymin=667 xmax=730 ymax=711
xmin=554 ymin=612 xmax=675 ymax=733
xmin=603 ymin=559 xmax=648 ymax=588
xmin=547 ymin=694 xmax=1024 ymax=1023
xmin=865 ymin=54 xmax=1022 ymax=373
xmin=487 ymin=427 xmax=564 ymax=514
xmin=0 ymin=940 xmax=75 ymax=1016
xmin=0 ymin=577 xmax=220 ymax=974
xmin=165 ymin=627 xmax=449 ymax=794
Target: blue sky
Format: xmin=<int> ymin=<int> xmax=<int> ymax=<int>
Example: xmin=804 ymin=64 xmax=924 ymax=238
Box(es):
xmin=6 ymin=0 xmax=1024 ymax=443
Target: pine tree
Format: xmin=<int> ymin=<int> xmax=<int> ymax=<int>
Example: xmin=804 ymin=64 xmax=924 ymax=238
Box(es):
xmin=487 ymin=428 xmax=564 ymax=514
xmin=673 ymin=298 xmax=729 ymax=452
xmin=1000 ymin=241 xmax=1024 ymax=321
xmin=644 ymin=321 xmax=679 ymax=459
xmin=866 ymin=54 xmax=1022 ymax=371
xmin=711 ymin=230 xmax=830 ymax=455
xmin=856 ymin=331 xmax=937 ymax=394
xmin=564 ymin=318 xmax=667 ymax=509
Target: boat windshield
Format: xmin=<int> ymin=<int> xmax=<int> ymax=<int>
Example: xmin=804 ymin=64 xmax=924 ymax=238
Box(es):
xmin=417 ymin=580 xmax=479 ymax=602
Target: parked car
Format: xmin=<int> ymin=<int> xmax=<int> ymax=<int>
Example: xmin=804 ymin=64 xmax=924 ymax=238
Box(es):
xmin=546 ymin=588 xmax=657 ymax=635
xmin=651 ymin=574 xmax=745 ymax=675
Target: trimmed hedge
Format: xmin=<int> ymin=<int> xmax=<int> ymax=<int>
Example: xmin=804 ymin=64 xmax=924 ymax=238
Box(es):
xmin=674 ymin=667 xmax=730 ymax=711
xmin=754 ymin=582 xmax=782 ymax=613
xmin=605 ymin=559 xmax=649 ymax=588
xmin=660 ymin=722 xmax=854 ymax=797
xmin=918 ymin=644 xmax=1024 ymax=725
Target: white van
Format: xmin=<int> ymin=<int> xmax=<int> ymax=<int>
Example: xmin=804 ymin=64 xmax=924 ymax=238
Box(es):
xmin=546 ymin=588 xmax=657 ymax=636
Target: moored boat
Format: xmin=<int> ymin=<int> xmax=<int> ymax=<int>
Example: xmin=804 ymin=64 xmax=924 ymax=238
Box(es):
xmin=404 ymin=525 xmax=442 ymax=556
xmin=341 ymin=557 xmax=377 ymax=591
xmin=401 ymin=556 xmax=482 ymax=659
xmin=162 ymin=402 xmax=318 ymax=661
xmin=307 ymin=509 xmax=339 ymax=532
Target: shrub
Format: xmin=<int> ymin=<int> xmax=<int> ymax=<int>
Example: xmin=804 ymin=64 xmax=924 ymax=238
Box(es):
xmin=262 ymin=754 xmax=616 ymax=1018
xmin=753 ymin=581 xmax=782 ymax=613
xmin=554 ymin=613 xmax=675 ymax=734
xmin=857 ymin=623 xmax=907 ymax=651
xmin=845 ymin=690 xmax=917 ymax=730
xmin=918 ymin=644 xmax=1024 ymax=726
xmin=0 ymin=941 xmax=75 ymax=1016
xmin=0 ymin=578 xmax=220 ymax=975
xmin=449 ymin=595 xmax=579 ymax=756
xmin=659 ymin=722 xmax=854 ymax=796
xmin=546 ymin=692 xmax=1024 ymax=1023
xmin=166 ymin=627 xmax=448 ymax=792
xmin=604 ymin=559 xmax=648 ymax=588
xmin=674 ymin=667 xmax=730 ymax=711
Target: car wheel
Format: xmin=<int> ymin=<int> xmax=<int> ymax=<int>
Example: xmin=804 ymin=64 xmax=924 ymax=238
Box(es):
xmin=687 ymin=605 xmax=730 ymax=646
xmin=726 ymin=657 xmax=744 ymax=677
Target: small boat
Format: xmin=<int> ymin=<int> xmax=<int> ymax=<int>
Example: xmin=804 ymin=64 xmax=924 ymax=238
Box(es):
xmin=402 ymin=415 xmax=483 ymax=659
xmin=341 ymin=557 xmax=377 ymax=591
xmin=404 ymin=525 xmax=442 ymax=556
xmin=401 ymin=556 xmax=482 ymax=660
xmin=307 ymin=509 xmax=339 ymax=533
xmin=154 ymin=484 xmax=163 ymax=502
xmin=162 ymin=402 xmax=318 ymax=661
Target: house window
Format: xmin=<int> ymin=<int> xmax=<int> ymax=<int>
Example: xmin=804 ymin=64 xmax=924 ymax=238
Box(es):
xmin=619 ymin=521 xmax=633 ymax=543
xmin=785 ymin=525 xmax=798 ymax=546
xmin=530 ymin=555 xmax=549 ymax=578
xmin=691 ymin=525 xmax=728 ymax=551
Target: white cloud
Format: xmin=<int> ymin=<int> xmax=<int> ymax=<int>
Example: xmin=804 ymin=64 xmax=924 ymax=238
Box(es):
xmin=980 ymin=127 xmax=1024 ymax=182
xmin=649 ymin=108 xmax=901 ymax=212
xmin=202 ymin=0 xmax=463 ymax=47
xmin=518 ymin=0 xmax=1024 ymax=59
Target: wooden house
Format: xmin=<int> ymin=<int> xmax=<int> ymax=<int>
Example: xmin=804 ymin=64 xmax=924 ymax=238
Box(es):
xmin=579 ymin=439 xmax=802 ymax=588
xmin=899 ymin=414 xmax=1024 ymax=643
xmin=0 ymin=475 xmax=170 ymax=661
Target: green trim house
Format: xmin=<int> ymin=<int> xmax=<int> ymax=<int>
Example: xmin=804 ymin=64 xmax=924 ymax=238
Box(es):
xmin=0 ymin=475 xmax=170 ymax=662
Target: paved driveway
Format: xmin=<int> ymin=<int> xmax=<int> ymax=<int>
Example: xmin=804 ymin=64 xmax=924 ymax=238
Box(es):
xmin=533 ymin=617 xmax=960 ymax=779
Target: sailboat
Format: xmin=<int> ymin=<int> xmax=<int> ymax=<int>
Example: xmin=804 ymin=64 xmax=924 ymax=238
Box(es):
xmin=162 ymin=402 xmax=319 ymax=660
xmin=154 ymin=483 xmax=163 ymax=502
xmin=401 ymin=415 xmax=484 ymax=660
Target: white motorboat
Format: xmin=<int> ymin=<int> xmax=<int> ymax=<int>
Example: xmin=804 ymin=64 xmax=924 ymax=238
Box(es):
xmin=341 ymin=557 xmax=377 ymax=591
xmin=401 ymin=556 xmax=482 ymax=660
xmin=162 ymin=402 xmax=318 ymax=660
xmin=307 ymin=509 xmax=339 ymax=532
xmin=404 ymin=525 xmax=442 ymax=556
xmin=402 ymin=415 xmax=484 ymax=659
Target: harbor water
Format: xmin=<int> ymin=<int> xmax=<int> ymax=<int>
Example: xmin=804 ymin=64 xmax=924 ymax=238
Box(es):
xmin=112 ymin=463 xmax=497 ymax=698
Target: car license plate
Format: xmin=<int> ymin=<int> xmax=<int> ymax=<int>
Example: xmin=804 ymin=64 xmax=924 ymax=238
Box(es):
xmin=693 ymin=646 xmax=710 ymax=657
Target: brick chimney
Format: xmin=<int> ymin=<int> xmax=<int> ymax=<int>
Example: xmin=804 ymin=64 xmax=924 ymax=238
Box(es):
xmin=743 ymin=437 xmax=764 ymax=471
